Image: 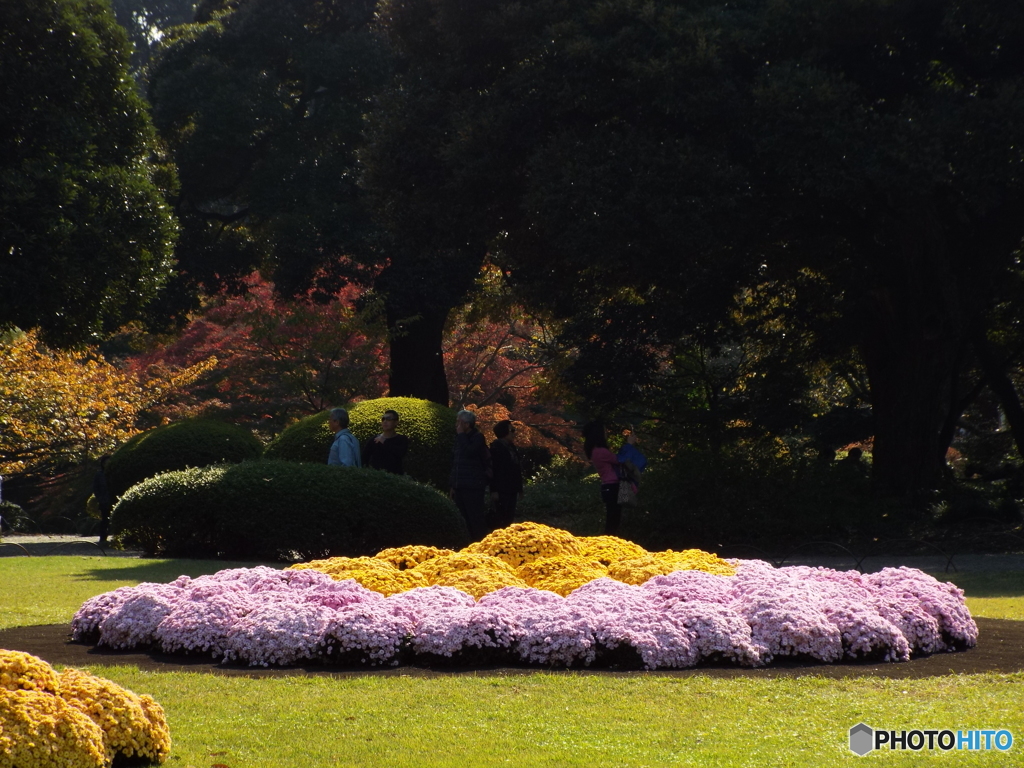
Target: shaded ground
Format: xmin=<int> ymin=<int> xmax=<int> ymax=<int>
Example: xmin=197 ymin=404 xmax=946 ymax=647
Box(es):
xmin=1 ymin=618 xmax=1021 ymax=680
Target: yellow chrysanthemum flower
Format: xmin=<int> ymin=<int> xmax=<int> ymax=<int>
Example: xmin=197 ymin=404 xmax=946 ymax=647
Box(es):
xmin=374 ymin=545 xmax=454 ymax=570
xmin=0 ymin=649 xmax=59 ymax=695
xmin=516 ymin=555 xmax=609 ymax=597
xmin=575 ymin=536 xmax=648 ymax=567
xmin=462 ymin=522 xmax=583 ymax=568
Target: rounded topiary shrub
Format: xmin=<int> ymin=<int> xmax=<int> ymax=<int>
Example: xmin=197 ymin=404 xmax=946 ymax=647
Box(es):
xmin=110 ymin=459 xmax=469 ymax=560
xmin=264 ymin=397 xmax=457 ymax=489
xmin=262 ymin=411 xmax=334 ymax=464
xmin=105 ymin=419 xmax=263 ymax=498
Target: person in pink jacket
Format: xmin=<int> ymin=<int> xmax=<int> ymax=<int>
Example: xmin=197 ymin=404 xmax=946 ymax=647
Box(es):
xmin=582 ymin=421 xmax=645 ymax=535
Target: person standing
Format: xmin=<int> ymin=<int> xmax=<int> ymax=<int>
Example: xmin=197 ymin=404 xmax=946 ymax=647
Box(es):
xmin=93 ymin=455 xmax=113 ymax=545
xmin=450 ymin=410 xmax=491 ymax=540
xmin=583 ymin=421 xmax=645 ymax=535
xmin=362 ymin=409 xmax=410 ymax=474
xmin=488 ymin=420 xmax=523 ymax=531
xmin=327 ymin=408 xmax=361 ymax=467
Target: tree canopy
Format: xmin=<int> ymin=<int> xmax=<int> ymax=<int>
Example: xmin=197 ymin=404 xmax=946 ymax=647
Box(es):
xmin=369 ymin=0 xmax=1024 ymax=495
xmin=0 ymin=0 xmax=178 ymax=347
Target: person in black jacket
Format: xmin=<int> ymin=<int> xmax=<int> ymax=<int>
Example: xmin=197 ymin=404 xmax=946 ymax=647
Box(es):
xmin=93 ymin=455 xmax=113 ymax=546
xmin=362 ymin=409 xmax=409 ymax=474
xmin=450 ymin=409 xmax=492 ymax=540
xmin=488 ymin=420 xmax=523 ymax=531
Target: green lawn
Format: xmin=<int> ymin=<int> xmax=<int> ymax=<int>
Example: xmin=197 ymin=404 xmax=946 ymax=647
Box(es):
xmin=2 ymin=557 xmax=1022 ymax=767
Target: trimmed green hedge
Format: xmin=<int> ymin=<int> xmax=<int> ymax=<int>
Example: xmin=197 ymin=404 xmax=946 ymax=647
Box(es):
xmin=263 ymin=397 xmax=457 ymax=489
xmin=110 ymin=459 xmax=469 ymax=560
xmin=106 ymin=419 xmax=263 ymax=498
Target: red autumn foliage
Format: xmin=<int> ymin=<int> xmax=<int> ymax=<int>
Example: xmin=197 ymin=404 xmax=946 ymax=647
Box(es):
xmin=128 ymin=273 xmax=388 ymax=428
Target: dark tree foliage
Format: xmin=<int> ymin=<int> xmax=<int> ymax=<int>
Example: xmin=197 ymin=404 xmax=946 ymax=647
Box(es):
xmin=371 ymin=0 xmax=1024 ymax=497
xmin=0 ymin=0 xmax=178 ymax=346
xmin=146 ymin=0 xmax=390 ymax=320
xmin=109 ymin=0 xmax=197 ymax=77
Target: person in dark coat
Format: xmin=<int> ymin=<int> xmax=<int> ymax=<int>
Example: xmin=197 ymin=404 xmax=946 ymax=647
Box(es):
xmin=450 ymin=409 xmax=492 ymax=540
xmin=488 ymin=420 xmax=523 ymax=531
xmin=362 ymin=409 xmax=409 ymax=474
xmin=93 ymin=455 xmax=113 ymax=545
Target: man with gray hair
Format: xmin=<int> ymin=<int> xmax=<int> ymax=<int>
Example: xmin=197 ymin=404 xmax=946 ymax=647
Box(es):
xmin=327 ymin=408 xmax=361 ymax=467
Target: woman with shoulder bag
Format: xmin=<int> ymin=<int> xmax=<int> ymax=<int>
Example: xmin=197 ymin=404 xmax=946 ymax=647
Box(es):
xmin=582 ymin=421 xmax=646 ymax=535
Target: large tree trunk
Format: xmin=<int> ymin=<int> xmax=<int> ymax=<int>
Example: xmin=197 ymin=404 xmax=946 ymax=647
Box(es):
xmin=974 ymin=331 xmax=1024 ymax=460
xmin=859 ymin=217 xmax=965 ymax=498
xmin=386 ymin=306 xmax=450 ymax=405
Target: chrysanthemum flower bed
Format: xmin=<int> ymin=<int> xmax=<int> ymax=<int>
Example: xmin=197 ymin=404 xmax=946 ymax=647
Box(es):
xmin=0 ymin=649 xmax=171 ymax=768
xmin=71 ymin=523 xmax=977 ymax=670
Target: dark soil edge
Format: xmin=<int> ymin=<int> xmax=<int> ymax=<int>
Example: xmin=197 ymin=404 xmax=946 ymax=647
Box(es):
xmin=2 ymin=617 xmax=1022 ymax=680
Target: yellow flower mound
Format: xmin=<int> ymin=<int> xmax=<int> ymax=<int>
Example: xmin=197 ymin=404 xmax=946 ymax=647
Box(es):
xmin=608 ymin=549 xmax=736 ymax=585
xmin=0 ymin=689 xmax=107 ymax=768
xmin=656 ymin=549 xmax=736 ymax=577
xmin=0 ymin=651 xmax=170 ymax=768
xmin=374 ymin=545 xmax=454 ymax=570
xmin=575 ymin=536 xmax=649 ymax=567
xmin=58 ymin=668 xmax=171 ymax=765
xmin=291 ymin=525 xmax=736 ymax=600
xmin=516 ymin=555 xmax=609 ymax=597
xmin=0 ymin=648 xmax=59 ymax=695
xmin=288 ymin=556 xmax=427 ymax=596
xmin=462 ymin=522 xmax=583 ymax=568
xmin=427 ymin=568 xmax=529 ymax=599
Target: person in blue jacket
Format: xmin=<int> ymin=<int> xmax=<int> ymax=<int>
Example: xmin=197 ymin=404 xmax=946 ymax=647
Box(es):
xmin=327 ymin=408 xmax=361 ymax=467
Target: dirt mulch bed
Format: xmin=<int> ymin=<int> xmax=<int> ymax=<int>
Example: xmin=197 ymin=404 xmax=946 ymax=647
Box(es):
xmin=1 ymin=618 xmax=1022 ymax=679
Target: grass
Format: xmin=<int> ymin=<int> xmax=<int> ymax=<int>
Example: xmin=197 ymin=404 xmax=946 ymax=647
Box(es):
xmin=0 ymin=556 xmax=280 ymax=629
xmin=2 ymin=556 xmax=1023 ymax=766
xmin=927 ymin=570 xmax=1024 ymax=622
xmin=86 ymin=668 xmax=1024 ymax=767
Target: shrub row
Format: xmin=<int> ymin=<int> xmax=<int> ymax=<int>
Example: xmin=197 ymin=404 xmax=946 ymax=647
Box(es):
xmin=110 ymin=459 xmax=469 ymax=560
xmin=105 ymin=419 xmax=263 ymax=498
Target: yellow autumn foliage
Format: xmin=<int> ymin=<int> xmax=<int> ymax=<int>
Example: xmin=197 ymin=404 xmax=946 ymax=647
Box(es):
xmin=0 ymin=330 xmax=215 ymax=476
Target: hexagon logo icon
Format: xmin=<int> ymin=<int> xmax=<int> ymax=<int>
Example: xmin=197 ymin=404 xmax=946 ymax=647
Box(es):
xmin=849 ymin=723 xmax=874 ymax=756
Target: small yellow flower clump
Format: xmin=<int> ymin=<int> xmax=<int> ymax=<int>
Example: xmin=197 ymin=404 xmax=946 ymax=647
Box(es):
xmin=413 ymin=552 xmax=519 ymax=581
xmin=516 ymin=555 xmax=609 ymax=596
xmin=463 ymin=522 xmax=583 ymax=568
xmin=289 ymin=557 xmax=427 ymax=596
xmin=374 ymin=545 xmax=454 ymax=570
xmin=58 ymin=668 xmax=171 ymax=765
xmin=0 ymin=650 xmax=171 ymax=768
xmin=0 ymin=689 xmax=107 ymax=768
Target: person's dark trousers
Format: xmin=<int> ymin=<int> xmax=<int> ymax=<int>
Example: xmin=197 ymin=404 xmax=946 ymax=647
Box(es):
xmin=488 ymin=493 xmax=518 ymax=532
xmin=98 ymin=508 xmax=110 ymax=545
xmin=454 ymin=487 xmax=488 ymax=540
xmin=600 ymin=482 xmax=621 ymax=535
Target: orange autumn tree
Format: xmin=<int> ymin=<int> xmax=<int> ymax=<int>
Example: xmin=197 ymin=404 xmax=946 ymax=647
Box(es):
xmin=0 ymin=330 xmax=214 ymax=476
